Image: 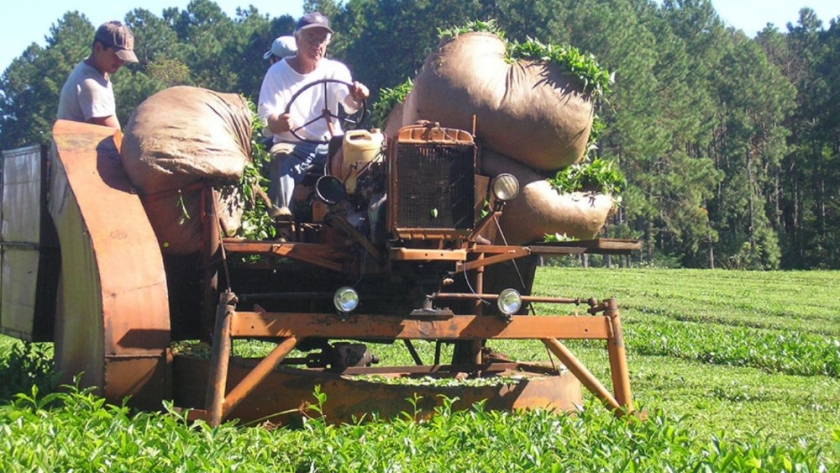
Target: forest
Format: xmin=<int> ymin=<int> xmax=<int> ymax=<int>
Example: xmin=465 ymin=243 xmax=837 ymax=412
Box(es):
xmin=0 ymin=0 xmax=838 ymax=270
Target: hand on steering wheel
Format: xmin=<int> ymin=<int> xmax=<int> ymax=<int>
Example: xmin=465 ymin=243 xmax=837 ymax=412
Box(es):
xmin=283 ymin=78 xmax=368 ymax=144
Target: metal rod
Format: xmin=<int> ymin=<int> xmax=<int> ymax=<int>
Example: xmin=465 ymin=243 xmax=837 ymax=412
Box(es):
xmin=469 ymin=251 xmax=485 ymax=364
xmin=403 ymin=340 xmax=423 ymax=366
xmin=238 ymin=291 xmax=336 ymax=302
xmin=604 ymin=298 xmax=634 ymax=414
xmin=206 ymin=291 xmax=236 ymax=427
xmin=434 ymin=293 xmax=581 ymax=304
xmin=201 ymin=186 xmax=221 ymax=340
xmin=541 ymin=337 xmax=622 ymax=413
xmin=336 ymin=362 xmax=526 ymax=375
xmin=219 ymin=336 xmax=299 ymax=421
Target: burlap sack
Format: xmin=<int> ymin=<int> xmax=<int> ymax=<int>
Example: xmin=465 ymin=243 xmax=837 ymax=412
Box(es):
xmin=121 ymin=86 xmax=252 ymax=193
xmin=482 ymin=149 xmax=613 ymax=245
xmin=139 ymin=186 xmax=241 ymax=255
xmin=120 ymin=86 xmax=252 ymax=254
xmin=403 ymin=32 xmax=593 ymax=171
xmin=383 ymin=100 xmax=404 ymax=138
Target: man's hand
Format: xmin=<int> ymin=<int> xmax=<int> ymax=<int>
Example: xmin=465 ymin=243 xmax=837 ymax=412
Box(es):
xmin=349 ymin=81 xmax=370 ymax=102
xmin=267 ymin=112 xmax=293 ymax=134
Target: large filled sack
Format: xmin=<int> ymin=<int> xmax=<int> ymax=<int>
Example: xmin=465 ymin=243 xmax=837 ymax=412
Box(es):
xmin=383 ymin=100 xmax=404 ymax=138
xmin=482 ymin=149 xmax=614 ymax=245
xmin=402 ymin=32 xmax=594 ymax=172
xmin=121 ymin=86 xmax=252 ymax=254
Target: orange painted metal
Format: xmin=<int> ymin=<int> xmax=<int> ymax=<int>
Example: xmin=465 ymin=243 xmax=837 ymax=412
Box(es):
xmin=217 ymin=336 xmax=298 ymax=421
xmin=175 ymin=355 xmax=582 ymax=426
xmin=542 ymin=337 xmax=621 ymax=412
xmin=457 ymin=246 xmax=531 ymax=272
xmin=229 ymin=312 xmax=612 ymax=340
xmin=433 ymin=293 xmax=581 ymax=304
xmin=206 ymin=291 xmax=235 ymax=425
xmin=389 ymin=248 xmax=468 ymax=261
xmin=604 ymin=299 xmax=634 ymax=413
xmin=48 ymin=120 xmax=170 ymax=409
xmin=222 ymin=240 xmax=353 ymax=272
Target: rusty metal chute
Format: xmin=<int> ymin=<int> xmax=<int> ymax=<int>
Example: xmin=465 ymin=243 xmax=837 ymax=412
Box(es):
xmin=48 ymin=120 xmax=170 ymax=408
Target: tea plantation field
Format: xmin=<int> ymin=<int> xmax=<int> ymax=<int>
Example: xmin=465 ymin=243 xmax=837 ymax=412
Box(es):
xmin=1 ymin=268 xmax=838 ymax=471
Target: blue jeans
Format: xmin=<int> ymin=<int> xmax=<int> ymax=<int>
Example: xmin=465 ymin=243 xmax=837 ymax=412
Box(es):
xmin=268 ymin=141 xmax=328 ymax=209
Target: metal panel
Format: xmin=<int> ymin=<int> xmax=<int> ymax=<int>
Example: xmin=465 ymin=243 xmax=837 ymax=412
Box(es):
xmin=49 ymin=120 xmax=171 ymax=405
xmin=174 ymin=355 xmax=582 ymax=426
xmin=1 ymin=144 xmax=50 ymax=340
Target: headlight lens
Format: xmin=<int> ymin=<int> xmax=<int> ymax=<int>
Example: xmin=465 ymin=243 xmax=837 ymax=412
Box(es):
xmin=333 ymin=287 xmax=359 ymax=313
xmin=491 ymin=173 xmax=520 ymax=202
xmin=497 ymin=288 xmax=522 ymax=316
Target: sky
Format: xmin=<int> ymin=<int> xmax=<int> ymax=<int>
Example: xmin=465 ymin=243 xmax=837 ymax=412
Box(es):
xmin=1 ymin=0 xmax=838 ymax=74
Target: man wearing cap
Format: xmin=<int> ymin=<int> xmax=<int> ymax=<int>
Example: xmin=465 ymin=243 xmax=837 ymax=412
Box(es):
xmin=264 ymin=36 xmax=297 ymax=66
xmin=57 ymin=21 xmax=138 ymax=129
xmin=258 ymin=12 xmax=370 ymax=218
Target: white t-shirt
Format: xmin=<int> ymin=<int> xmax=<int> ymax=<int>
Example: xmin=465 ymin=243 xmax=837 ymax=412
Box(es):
xmin=56 ymin=60 xmax=117 ymax=126
xmin=258 ymin=57 xmax=356 ymax=143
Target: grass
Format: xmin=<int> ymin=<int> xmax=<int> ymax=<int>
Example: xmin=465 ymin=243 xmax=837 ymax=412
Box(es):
xmin=1 ymin=268 xmax=840 ymax=471
xmin=524 ymin=268 xmax=840 ymax=454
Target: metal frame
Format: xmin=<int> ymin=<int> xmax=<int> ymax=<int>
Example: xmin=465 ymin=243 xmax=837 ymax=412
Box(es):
xmin=199 ymin=239 xmax=638 ymax=427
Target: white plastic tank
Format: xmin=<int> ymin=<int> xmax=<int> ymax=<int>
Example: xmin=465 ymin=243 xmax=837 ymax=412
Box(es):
xmin=334 ymin=129 xmax=384 ymax=193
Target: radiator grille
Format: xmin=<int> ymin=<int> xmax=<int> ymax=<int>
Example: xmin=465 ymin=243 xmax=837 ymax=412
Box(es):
xmin=393 ymin=142 xmax=475 ymax=232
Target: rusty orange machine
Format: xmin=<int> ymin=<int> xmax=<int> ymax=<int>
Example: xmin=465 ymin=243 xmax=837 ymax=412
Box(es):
xmin=1 ymin=119 xmax=640 ymax=427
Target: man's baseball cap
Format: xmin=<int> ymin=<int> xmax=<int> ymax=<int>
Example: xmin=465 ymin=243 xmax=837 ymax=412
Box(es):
xmin=95 ymin=21 xmax=139 ymax=63
xmin=295 ymin=12 xmax=334 ymax=34
xmin=263 ymin=36 xmax=297 ymax=60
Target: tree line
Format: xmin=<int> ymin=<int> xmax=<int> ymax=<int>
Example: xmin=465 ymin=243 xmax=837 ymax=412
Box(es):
xmin=1 ymin=0 xmax=837 ymax=270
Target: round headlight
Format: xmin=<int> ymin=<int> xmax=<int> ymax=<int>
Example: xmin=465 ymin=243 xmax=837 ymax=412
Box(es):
xmin=491 ymin=173 xmax=520 ymax=202
xmin=333 ymin=287 xmax=359 ymax=313
xmin=497 ymin=288 xmax=522 ymax=316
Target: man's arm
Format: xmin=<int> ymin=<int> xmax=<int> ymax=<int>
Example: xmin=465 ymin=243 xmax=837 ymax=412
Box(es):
xmin=89 ymin=115 xmax=121 ymax=129
xmin=258 ymin=70 xmax=292 ymax=136
xmin=79 ymin=78 xmax=120 ymax=129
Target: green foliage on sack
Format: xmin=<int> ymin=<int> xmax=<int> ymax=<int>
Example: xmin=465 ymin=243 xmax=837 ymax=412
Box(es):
xmin=437 ymin=20 xmax=613 ymax=100
xmin=371 ymin=78 xmax=413 ymax=129
xmin=509 ymin=38 xmax=613 ymax=99
xmin=548 ymin=158 xmax=626 ymax=196
xmin=437 ymin=19 xmax=507 ymax=41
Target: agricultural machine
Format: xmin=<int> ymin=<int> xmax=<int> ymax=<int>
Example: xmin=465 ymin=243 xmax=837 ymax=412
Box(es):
xmin=1 ymin=100 xmax=639 ymax=426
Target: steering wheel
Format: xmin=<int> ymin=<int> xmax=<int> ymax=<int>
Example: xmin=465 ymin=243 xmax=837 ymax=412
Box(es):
xmin=283 ymin=78 xmax=368 ymax=144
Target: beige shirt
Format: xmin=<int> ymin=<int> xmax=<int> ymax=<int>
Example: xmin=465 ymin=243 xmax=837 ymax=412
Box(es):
xmin=56 ymin=60 xmax=118 ymax=127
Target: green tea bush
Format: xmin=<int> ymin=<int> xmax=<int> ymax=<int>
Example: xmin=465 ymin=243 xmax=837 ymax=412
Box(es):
xmin=0 ymin=341 xmax=56 ymax=401
xmin=628 ymin=316 xmax=840 ymax=378
xmin=0 ymin=388 xmax=832 ymax=472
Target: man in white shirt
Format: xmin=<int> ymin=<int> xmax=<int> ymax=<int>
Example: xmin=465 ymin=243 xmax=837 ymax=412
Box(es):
xmin=258 ymin=12 xmax=369 ymax=218
xmin=56 ymin=21 xmax=138 ymax=129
